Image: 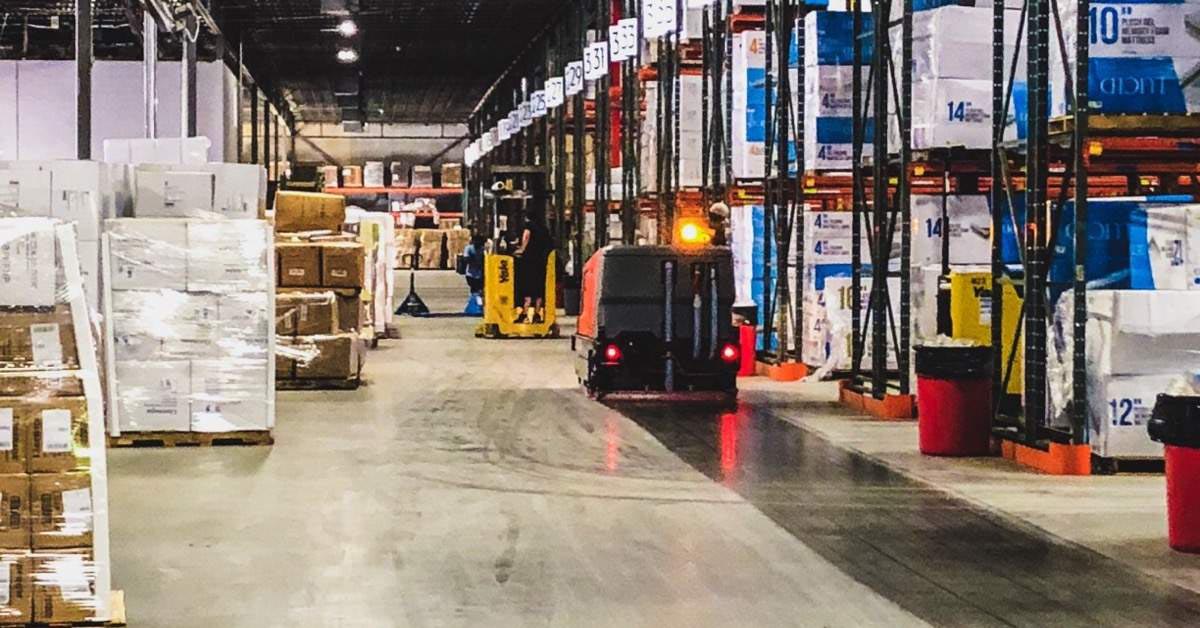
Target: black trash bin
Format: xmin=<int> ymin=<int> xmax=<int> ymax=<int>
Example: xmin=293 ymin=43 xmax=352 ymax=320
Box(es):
xmin=1149 ymin=395 xmax=1200 ymax=552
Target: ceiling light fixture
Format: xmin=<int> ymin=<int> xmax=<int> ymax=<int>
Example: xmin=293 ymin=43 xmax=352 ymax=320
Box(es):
xmin=336 ymin=48 xmax=359 ymax=64
xmin=336 ymin=19 xmax=358 ymax=37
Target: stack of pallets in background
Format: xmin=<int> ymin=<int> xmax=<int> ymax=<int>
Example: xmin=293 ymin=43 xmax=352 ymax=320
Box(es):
xmin=0 ymin=218 xmax=122 ymax=626
xmin=273 ymin=192 xmax=368 ymax=390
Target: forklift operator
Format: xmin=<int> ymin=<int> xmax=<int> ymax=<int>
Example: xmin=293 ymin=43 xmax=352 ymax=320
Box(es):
xmin=513 ymin=209 xmax=553 ymax=324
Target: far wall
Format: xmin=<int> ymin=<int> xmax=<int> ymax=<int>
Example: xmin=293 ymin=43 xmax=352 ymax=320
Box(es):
xmin=291 ymin=122 xmax=467 ymax=169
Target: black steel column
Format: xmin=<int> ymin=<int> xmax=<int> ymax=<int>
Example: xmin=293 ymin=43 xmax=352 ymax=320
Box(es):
xmin=897 ymin=0 xmax=913 ymax=394
xmin=76 ymin=0 xmax=92 ymax=159
xmin=761 ymin=0 xmax=776 ymax=354
xmin=182 ymin=14 xmax=198 ymax=137
xmin=1071 ymin=0 xmax=1090 ymax=444
xmin=1024 ymin=0 xmax=1050 ymax=444
xmin=851 ymin=0 xmax=864 ymax=378
xmin=573 ymin=3 xmax=587 ymax=278
xmin=263 ymin=100 xmax=272 ymax=177
xmin=795 ymin=6 xmax=807 ymax=363
xmin=595 ymin=0 xmax=611 ymax=252
xmin=870 ymin=0 xmax=889 ymax=397
xmin=250 ymin=87 xmax=259 ymax=164
xmin=991 ymin=0 xmax=1005 ymax=419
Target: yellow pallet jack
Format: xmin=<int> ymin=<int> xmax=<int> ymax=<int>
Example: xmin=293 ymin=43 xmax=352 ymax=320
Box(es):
xmin=475 ymin=252 xmax=559 ymax=339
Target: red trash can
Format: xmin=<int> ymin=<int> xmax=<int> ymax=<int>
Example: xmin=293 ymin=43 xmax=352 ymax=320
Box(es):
xmin=915 ymin=345 xmax=993 ymax=456
xmin=1149 ymin=395 xmax=1200 ymax=552
xmin=738 ymin=323 xmax=757 ymax=378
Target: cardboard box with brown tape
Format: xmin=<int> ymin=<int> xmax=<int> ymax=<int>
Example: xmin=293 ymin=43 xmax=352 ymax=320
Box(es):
xmin=276 ymin=292 xmax=339 ymax=337
xmin=0 ymin=553 xmax=32 ymax=625
xmin=31 ymin=549 xmax=95 ymax=624
xmin=276 ymin=243 xmax=321 ymax=288
xmin=0 ymin=403 xmax=30 ymax=476
xmin=0 ymin=475 xmax=29 ymax=550
xmin=273 ymin=191 xmax=346 ymax=233
xmin=0 ymin=308 xmax=78 ymax=370
xmin=320 ymin=242 xmax=365 ymax=288
xmin=441 ymin=163 xmax=463 ymax=188
xmin=31 ymin=473 xmax=92 ymax=550
xmin=292 ymin=288 xmax=362 ymax=332
xmin=0 ymin=374 xmax=82 ymax=401
xmin=25 ymin=399 xmax=88 ymax=474
xmin=294 ymin=334 xmax=362 ymax=381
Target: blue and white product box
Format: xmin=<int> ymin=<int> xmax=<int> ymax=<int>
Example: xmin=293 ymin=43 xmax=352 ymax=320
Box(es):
xmin=910 ymin=78 xmax=993 ymax=149
xmin=1051 ymin=0 xmax=1200 ymax=115
xmin=1188 ymin=206 xmax=1200 ymax=289
xmin=807 ymin=276 xmax=901 ymax=370
xmin=802 ymin=11 xmax=873 ymax=170
xmin=732 ymin=30 xmax=767 ymax=179
xmin=730 ymin=205 xmax=759 ymax=307
xmin=1048 ymin=196 xmax=1198 ymax=292
xmin=910 ymin=194 xmax=993 ymax=266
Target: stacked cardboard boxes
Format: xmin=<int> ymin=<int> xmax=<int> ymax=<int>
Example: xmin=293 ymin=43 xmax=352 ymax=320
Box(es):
xmin=104 ymin=219 xmax=274 ymax=435
xmin=0 ymin=217 xmax=113 ymax=624
xmin=273 ymin=192 xmax=366 ymax=388
xmin=803 ymin=11 xmax=873 ymax=169
xmin=394 ymin=228 xmax=470 ymax=270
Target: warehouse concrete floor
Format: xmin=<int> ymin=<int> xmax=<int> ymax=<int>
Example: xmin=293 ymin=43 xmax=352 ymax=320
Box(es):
xmin=105 ymin=273 xmax=1200 ymax=627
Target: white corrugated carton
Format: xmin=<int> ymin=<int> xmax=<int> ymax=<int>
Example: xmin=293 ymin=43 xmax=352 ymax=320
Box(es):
xmin=189 ymin=359 xmax=270 ymax=432
xmin=910 ymin=195 xmax=993 ymax=266
xmin=114 ymin=360 xmax=191 ymax=432
xmin=0 ymin=219 xmax=57 ymax=306
xmin=132 ymin=168 xmax=215 ymax=218
xmin=1088 ymin=373 xmax=1174 ymax=459
xmin=911 ymin=78 xmax=993 ymax=149
xmin=0 ymin=165 xmax=52 ymax=214
xmin=107 ymin=219 xmax=188 ymax=291
xmin=185 ymin=220 xmax=269 ymax=293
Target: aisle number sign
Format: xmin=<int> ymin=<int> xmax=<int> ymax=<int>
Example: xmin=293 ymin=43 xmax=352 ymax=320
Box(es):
xmin=585 ymin=42 xmax=609 ymax=80
xmin=614 ymin=18 xmax=638 ymax=60
xmin=507 ymin=111 xmax=521 ymax=136
xmin=565 ymin=61 xmax=585 ymax=96
xmin=498 ymin=118 xmax=512 ymax=141
xmin=518 ymin=102 xmax=532 ymax=127
xmin=643 ymin=0 xmax=679 ymax=39
xmin=546 ymin=77 xmax=565 ymax=107
xmin=531 ymin=91 xmax=548 ymax=118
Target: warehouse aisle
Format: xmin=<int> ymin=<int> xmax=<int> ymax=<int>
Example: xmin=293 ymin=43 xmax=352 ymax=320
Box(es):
xmin=103 ymin=274 xmax=1200 ymax=627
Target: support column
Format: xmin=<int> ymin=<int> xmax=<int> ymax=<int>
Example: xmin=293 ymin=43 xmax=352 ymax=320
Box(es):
xmin=182 ymin=13 xmax=198 ymax=137
xmin=250 ymin=87 xmax=259 ymax=164
xmin=143 ymin=10 xmax=158 ymax=139
xmin=76 ymin=0 xmax=93 ymax=159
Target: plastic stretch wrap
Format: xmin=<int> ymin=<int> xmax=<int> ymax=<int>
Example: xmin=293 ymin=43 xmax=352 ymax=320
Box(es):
xmin=0 ymin=217 xmax=113 ymax=624
xmin=104 ymin=218 xmax=275 ymax=434
xmin=275 ymin=291 xmax=364 ymax=382
xmin=1049 ymin=290 xmax=1200 ymax=459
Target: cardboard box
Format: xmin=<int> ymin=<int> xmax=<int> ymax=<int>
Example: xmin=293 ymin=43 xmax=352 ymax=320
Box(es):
xmin=219 ymin=293 xmax=271 ymax=347
xmin=0 ymin=475 xmax=28 ymax=551
xmin=31 ymin=549 xmax=95 ymax=623
xmin=31 ymin=473 xmax=92 ymax=550
xmin=0 ymin=375 xmax=82 ymax=400
xmin=277 ymin=292 xmax=339 ymax=337
xmin=106 ymin=219 xmax=189 ymax=292
xmin=25 ymin=398 xmax=87 ymax=474
xmin=321 ymin=242 xmax=365 ymax=288
xmin=294 ymin=334 xmax=361 ymax=380
xmin=114 ymin=361 xmax=191 ymax=433
xmin=1087 ymin=373 xmax=1173 ymax=459
xmin=0 ymin=405 xmax=29 ymax=477
xmin=388 ymin=162 xmax=408 ymax=188
xmin=276 ymin=243 xmax=321 ymax=288
xmin=0 ymin=223 xmax=57 ymax=308
xmin=410 ymin=166 xmax=433 ymax=188
xmin=187 ymin=221 xmax=270 ymax=293
xmin=341 ymin=166 xmax=363 ymax=188
xmin=209 ymin=163 xmax=267 ymax=220
xmin=294 ymin=289 xmax=361 ymax=332
xmin=0 ymin=307 xmax=78 ymax=370
xmin=112 ymin=291 xmax=218 ymax=346
xmin=273 ymin=192 xmax=346 ymax=233
xmin=318 ymin=165 xmax=340 ymax=188
xmin=0 ymin=552 xmax=32 ymax=624
xmin=133 ymin=168 xmax=215 ymax=218
xmin=440 ymin=163 xmax=463 ymax=188
xmin=75 ymin=240 xmax=100 ymax=315
xmin=363 ymin=162 xmax=385 ymax=188
xmin=275 ymin=344 xmax=296 ymax=380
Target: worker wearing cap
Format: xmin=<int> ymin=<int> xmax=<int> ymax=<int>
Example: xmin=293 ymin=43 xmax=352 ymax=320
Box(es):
xmin=708 ymin=202 xmax=730 ymax=246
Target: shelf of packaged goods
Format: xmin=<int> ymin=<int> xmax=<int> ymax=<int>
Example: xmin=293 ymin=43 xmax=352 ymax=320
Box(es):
xmin=324 ymin=187 xmax=465 ymax=197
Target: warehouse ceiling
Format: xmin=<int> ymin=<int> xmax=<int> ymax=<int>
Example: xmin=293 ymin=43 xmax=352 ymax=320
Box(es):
xmin=0 ymin=0 xmax=566 ymax=124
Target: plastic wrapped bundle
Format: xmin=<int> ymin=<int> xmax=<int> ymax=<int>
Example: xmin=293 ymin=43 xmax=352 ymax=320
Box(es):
xmin=104 ymin=218 xmax=275 ymax=435
xmin=0 ymin=217 xmax=114 ymax=624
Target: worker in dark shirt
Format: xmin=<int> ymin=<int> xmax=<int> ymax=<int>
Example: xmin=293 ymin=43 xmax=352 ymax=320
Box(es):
xmin=513 ymin=211 xmax=554 ymax=324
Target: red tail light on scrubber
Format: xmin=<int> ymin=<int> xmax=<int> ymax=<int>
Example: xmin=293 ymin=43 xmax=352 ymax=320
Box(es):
xmin=603 ymin=344 xmax=623 ymax=364
xmin=720 ymin=342 xmax=740 ymax=364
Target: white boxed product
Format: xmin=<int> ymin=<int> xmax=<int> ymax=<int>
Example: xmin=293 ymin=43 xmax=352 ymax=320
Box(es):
xmin=1088 ymin=373 xmax=1175 ymax=459
xmin=0 ymin=219 xmax=57 ymax=307
xmin=208 ymin=163 xmax=266 ymax=220
xmin=75 ymin=239 xmax=100 ymax=312
xmin=106 ymin=219 xmax=188 ymax=291
xmin=911 ymin=79 xmax=993 ymax=149
xmin=804 ymin=65 xmax=859 ymax=118
xmin=910 ymin=195 xmax=992 ymax=266
xmin=112 ymin=332 xmax=164 ymax=362
xmin=1084 ymin=290 xmax=1200 ymax=377
xmin=1146 ymin=205 xmax=1191 ymax=290
xmin=217 ymin=293 xmax=271 ymax=359
xmin=133 ymin=168 xmax=216 ymax=218
xmin=1061 ymin=1 xmax=1200 ymax=59
xmin=1189 ymin=206 xmax=1200 ymax=289
xmin=904 ymin=7 xmax=1025 ymax=81
xmin=189 ymin=359 xmax=270 ymax=432
xmin=363 ymin=161 xmax=385 ymax=188
xmin=732 ymin=30 xmax=766 ymax=180
xmin=49 ymin=160 xmax=116 ymax=241
xmin=103 ymin=136 xmax=211 ymax=165
xmin=0 ymin=165 xmax=53 ymax=214
xmin=185 ymin=220 xmax=270 ymax=293
xmin=112 ymin=290 xmax=218 ymax=344
xmin=806 ymin=210 xmax=854 ymax=239
xmin=815 ymin=276 xmax=902 ymax=371
xmin=115 ymin=360 xmax=192 ymax=432
xmin=912 ymin=264 xmax=945 ymax=342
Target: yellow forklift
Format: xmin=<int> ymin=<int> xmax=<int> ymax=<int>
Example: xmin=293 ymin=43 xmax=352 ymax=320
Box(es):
xmin=475 ymin=166 xmax=559 ymax=339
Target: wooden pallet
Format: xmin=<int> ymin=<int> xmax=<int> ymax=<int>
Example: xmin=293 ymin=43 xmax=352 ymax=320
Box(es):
xmin=108 ymin=431 xmax=274 ymax=448
xmin=1092 ymin=455 xmax=1165 ymax=476
xmin=276 ymin=377 xmax=362 ymax=391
